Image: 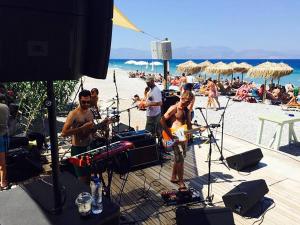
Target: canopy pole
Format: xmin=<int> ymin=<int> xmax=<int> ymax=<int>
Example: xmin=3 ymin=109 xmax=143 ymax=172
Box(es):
xmin=241 ymin=73 xmax=244 ymax=83
xmin=163 ymin=60 xmax=168 ymax=90
xmin=263 ymin=79 xmax=267 ymax=103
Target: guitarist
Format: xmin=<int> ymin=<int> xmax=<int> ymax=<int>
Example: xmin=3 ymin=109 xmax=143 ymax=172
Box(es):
xmin=62 ymin=90 xmax=95 ymax=184
xmin=160 ymin=91 xmax=193 ymax=190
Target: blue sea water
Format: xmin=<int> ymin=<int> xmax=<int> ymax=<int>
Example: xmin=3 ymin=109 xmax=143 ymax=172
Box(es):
xmin=109 ymin=59 xmax=300 ymax=87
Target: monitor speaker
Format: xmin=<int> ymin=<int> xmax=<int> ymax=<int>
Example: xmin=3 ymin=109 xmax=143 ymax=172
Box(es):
xmin=176 ymin=206 xmax=235 ymax=225
xmin=222 ymin=179 xmax=269 ymax=215
xmin=225 ymin=148 xmax=263 ymax=171
xmin=0 ymin=0 xmax=113 ymax=82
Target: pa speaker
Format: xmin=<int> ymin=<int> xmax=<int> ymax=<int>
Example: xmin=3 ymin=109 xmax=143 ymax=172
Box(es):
xmin=226 ymin=148 xmax=263 ymax=171
xmin=176 ymin=206 xmax=235 ymax=225
xmin=222 ymin=179 xmax=269 ymax=215
xmin=160 ymin=40 xmax=172 ymax=60
xmin=0 ymin=0 xmax=113 ymax=82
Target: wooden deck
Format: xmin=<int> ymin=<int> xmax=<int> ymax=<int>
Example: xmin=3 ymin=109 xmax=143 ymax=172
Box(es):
xmin=101 ymin=132 xmax=300 ymax=225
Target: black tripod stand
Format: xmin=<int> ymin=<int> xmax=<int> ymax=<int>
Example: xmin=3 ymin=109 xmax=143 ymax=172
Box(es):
xmin=217 ymin=97 xmax=231 ymax=161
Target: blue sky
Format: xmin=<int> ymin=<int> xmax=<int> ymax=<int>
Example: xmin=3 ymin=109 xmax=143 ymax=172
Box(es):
xmin=112 ymin=0 xmax=300 ymax=52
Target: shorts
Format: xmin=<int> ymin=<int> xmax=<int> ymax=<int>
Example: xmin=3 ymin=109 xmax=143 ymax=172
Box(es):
xmin=145 ymin=114 xmax=161 ymax=137
xmin=173 ymin=142 xmax=187 ymax=163
xmin=0 ymin=135 xmax=9 ymax=153
xmin=71 ymin=146 xmax=91 ymax=177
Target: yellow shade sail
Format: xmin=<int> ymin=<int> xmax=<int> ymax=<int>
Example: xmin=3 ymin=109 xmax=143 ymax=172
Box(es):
xmin=113 ymin=6 xmax=141 ymax=32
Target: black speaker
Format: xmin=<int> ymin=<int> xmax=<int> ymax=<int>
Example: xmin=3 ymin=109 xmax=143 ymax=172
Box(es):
xmin=116 ymin=130 xmax=160 ymax=169
xmin=161 ymin=90 xmax=180 ymax=115
xmin=226 ymin=148 xmax=263 ymax=171
xmin=222 ymin=179 xmax=269 ymax=215
xmin=0 ymin=0 xmax=113 ymax=82
xmin=176 ymin=206 xmax=235 ymax=225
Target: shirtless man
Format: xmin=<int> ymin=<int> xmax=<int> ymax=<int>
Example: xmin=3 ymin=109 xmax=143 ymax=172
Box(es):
xmin=160 ymin=91 xmax=192 ymax=190
xmin=62 ymin=90 xmax=95 ymax=184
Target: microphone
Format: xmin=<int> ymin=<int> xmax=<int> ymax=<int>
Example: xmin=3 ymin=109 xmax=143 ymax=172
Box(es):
xmin=113 ymin=70 xmax=116 ymax=83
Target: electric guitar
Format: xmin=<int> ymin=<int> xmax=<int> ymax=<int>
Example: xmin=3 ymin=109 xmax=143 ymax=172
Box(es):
xmin=162 ymin=124 xmax=206 ymax=148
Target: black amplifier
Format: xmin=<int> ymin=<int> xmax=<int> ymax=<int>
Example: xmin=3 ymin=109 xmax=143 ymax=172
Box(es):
xmin=115 ymin=130 xmax=159 ymax=169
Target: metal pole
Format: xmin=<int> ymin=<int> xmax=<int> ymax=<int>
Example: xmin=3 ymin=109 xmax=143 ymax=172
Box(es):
xmin=46 ymin=81 xmax=62 ymax=213
xmin=163 ymin=60 xmax=168 ymax=90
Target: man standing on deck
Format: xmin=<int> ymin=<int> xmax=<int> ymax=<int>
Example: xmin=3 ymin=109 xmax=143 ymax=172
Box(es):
xmin=160 ymin=91 xmax=192 ymax=190
xmin=143 ymin=76 xmax=162 ymax=137
xmin=62 ymin=90 xmax=95 ymax=184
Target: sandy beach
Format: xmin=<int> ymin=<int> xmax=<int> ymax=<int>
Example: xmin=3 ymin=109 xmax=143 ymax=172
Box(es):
xmin=78 ymin=68 xmax=300 ymax=155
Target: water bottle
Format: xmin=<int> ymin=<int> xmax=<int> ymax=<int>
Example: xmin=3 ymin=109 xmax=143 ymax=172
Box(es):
xmin=90 ymin=176 xmax=103 ymax=214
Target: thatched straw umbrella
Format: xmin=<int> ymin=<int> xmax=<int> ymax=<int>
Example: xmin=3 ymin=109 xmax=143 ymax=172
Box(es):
xmin=247 ymin=62 xmax=293 ymax=102
xmin=228 ymin=61 xmax=243 ymax=82
xmin=198 ymin=60 xmax=212 ymax=80
xmin=204 ymin=61 xmax=233 ymax=81
xmin=238 ymin=62 xmax=253 ymax=82
xmin=177 ymin=60 xmax=202 ymax=75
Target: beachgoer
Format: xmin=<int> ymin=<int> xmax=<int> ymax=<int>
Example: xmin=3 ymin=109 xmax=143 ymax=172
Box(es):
xmin=0 ymin=96 xmax=9 ymax=190
xmin=160 ymin=91 xmax=193 ymax=190
xmin=61 ymin=90 xmax=95 ymax=184
xmin=144 ymin=76 xmax=162 ymax=137
xmin=207 ymin=78 xmax=220 ymax=110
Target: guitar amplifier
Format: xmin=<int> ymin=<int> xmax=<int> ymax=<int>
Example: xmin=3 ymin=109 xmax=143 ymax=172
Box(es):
xmin=115 ymin=130 xmax=160 ymax=169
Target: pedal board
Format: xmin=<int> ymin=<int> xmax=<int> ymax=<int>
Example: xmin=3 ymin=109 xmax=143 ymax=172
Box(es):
xmin=161 ymin=188 xmax=201 ymax=205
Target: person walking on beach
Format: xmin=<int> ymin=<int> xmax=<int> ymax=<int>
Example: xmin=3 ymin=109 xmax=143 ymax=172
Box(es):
xmin=61 ymin=90 xmax=95 ymax=184
xmin=143 ymin=76 xmax=162 ymax=137
xmin=160 ymin=91 xmax=193 ymax=190
xmin=0 ymin=96 xmax=9 ymax=190
xmin=207 ymin=78 xmax=220 ymax=111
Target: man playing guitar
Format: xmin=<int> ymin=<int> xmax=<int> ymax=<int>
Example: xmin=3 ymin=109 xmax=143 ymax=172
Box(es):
xmin=160 ymin=91 xmax=193 ymax=190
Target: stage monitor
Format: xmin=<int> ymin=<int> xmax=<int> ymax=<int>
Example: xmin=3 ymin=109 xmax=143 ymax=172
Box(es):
xmin=0 ymin=0 xmax=113 ymax=82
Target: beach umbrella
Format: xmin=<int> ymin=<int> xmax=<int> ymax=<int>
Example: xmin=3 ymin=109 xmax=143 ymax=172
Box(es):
xmin=238 ymin=62 xmax=253 ymax=82
xmin=228 ymin=61 xmax=242 ymax=82
xmin=204 ymin=61 xmax=233 ymax=81
xmin=150 ymin=61 xmax=163 ymax=66
xmin=247 ymin=61 xmax=283 ymax=102
xmin=198 ymin=60 xmax=213 ymax=80
xmin=176 ymin=60 xmax=202 ymax=75
xmin=125 ymin=60 xmax=137 ymax=65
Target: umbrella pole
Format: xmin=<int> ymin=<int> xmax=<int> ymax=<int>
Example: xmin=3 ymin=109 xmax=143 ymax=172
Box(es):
xmin=46 ymin=80 xmax=62 ymax=214
xmin=277 ymin=78 xmax=280 ymax=85
xmin=163 ymin=60 xmax=168 ymax=90
xmin=231 ymin=73 xmax=233 ymax=83
xmin=263 ymin=79 xmax=267 ymax=103
xmin=241 ymin=73 xmax=244 ymax=83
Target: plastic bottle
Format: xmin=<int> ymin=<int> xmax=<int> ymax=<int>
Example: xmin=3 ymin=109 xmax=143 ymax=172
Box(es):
xmin=90 ymin=176 xmax=103 ymax=214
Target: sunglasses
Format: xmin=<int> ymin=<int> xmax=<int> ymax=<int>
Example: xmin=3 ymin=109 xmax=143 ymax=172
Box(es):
xmin=81 ymin=100 xmax=91 ymax=104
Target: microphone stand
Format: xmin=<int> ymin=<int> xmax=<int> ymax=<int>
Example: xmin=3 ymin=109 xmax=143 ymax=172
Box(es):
xmin=113 ymin=70 xmax=120 ymax=133
xmin=217 ymin=97 xmax=231 ymax=161
xmin=196 ymin=108 xmax=217 ymax=204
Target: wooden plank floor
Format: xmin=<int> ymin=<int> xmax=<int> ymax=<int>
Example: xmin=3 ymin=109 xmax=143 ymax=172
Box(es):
xmin=100 ymin=132 xmax=300 ymax=225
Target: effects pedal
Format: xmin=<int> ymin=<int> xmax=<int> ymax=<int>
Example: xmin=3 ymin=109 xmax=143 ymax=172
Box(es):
xmin=161 ymin=188 xmax=201 ymax=205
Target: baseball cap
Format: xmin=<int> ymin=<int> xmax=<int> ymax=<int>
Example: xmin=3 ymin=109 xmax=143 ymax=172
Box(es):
xmin=145 ymin=75 xmax=155 ymax=82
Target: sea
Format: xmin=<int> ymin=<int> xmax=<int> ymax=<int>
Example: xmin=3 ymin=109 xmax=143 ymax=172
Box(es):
xmin=109 ymin=59 xmax=300 ymax=87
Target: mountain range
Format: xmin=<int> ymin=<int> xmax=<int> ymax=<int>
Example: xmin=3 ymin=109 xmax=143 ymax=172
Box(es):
xmin=110 ymin=46 xmax=300 ymax=59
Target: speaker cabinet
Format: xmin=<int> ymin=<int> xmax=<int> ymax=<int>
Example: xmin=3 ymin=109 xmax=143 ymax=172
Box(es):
xmin=161 ymin=90 xmax=180 ymax=115
xmin=160 ymin=40 xmax=172 ymax=60
xmin=176 ymin=206 xmax=235 ymax=225
xmin=116 ymin=130 xmax=160 ymax=169
xmin=226 ymin=148 xmax=263 ymax=171
xmin=0 ymin=0 xmax=113 ymax=82
xmin=151 ymin=41 xmax=161 ymax=59
xmin=222 ymin=179 xmax=269 ymax=215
